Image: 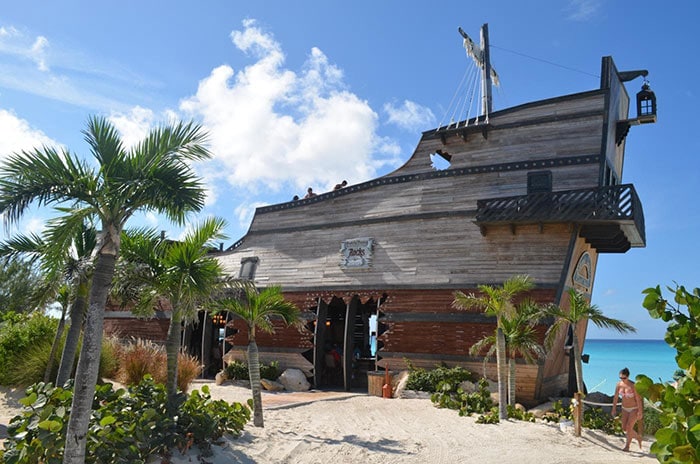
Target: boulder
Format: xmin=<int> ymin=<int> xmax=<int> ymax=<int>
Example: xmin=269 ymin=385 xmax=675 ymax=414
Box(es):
xmin=459 ymin=380 xmax=477 ymax=394
xmin=399 ymin=390 xmax=432 ymax=399
xmin=528 ymin=401 xmax=556 ymax=419
xmin=261 ymin=378 xmax=285 ymax=391
xmin=215 ymin=371 xmax=227 ymax=386
xmin=278 ymin=368 xmax=311 ymax=392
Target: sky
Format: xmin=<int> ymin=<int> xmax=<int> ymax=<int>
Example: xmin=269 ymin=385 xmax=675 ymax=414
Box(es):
xmin=0 ymin=1 xmax=698 ymax=340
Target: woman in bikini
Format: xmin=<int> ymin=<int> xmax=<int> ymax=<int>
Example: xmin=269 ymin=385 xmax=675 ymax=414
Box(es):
xmin=611 ymin=367 xmax=643 ymax=451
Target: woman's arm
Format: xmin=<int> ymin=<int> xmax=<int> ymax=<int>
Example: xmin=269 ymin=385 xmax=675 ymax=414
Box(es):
xmin=611 ymin=383 xmax=619 ymax=416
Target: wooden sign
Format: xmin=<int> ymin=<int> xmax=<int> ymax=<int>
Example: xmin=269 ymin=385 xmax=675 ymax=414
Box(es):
xmin=572 ymin=251 xmax=592 ymax=293
xmin=340 ymin=237 xmax=374 ymax=269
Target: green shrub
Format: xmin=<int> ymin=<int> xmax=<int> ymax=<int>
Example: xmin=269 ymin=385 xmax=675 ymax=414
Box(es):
xmin=0 ymin=312 xmax=57 ymax=385
xmin=224 ymin=360 xmax=281 ymax=381
xmin=1 ymin=377 xmax=251 ymax=463
xmin=224 ymin=360 xmax=248 ymax=380
xmin=260 ymin=361 xmax=281 ymax=380
xmin=637 ymin=284 xmax=699 ymax=464
xmin=430 ymin=378 xmax=494 ymax=417
xmin=405 ymin=360 xmax=475 ymax=392
xmin=643 ymin=404 xmax=662 ymax=436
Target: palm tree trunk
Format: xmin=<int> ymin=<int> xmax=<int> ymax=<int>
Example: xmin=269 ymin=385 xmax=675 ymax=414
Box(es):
xmin=572 ymin=328 xmax=585 ymax=394
xmin=63 ymin=252 xmax=116 ymax=464
xmin=248 ymin=336 xmax=264 ymax=427
xmin=200 ymin=310 xmax=208 ymax=378
xmin=44 ymin=303 xmax=67 ymax=383
xmin=56 ymin=281 xmax=88 ymax=387
xmin=166 ymin=308 xmax=182 ymax=414
xmin=508 ymin=355 xmax=516 ymax=406
xmin=496 ymin=326 xmax=507 ymax=420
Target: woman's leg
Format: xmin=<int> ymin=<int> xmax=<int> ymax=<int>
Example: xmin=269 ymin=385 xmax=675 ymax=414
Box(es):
xmin=621 ymin=410 xmax=632 ymax=451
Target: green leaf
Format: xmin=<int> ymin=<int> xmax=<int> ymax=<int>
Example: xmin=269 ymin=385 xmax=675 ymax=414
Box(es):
xmin=672 ymin=444 xmax=696 ymax=462
xmin=99 ymin=415 xmax=116 ymax=426
xmin=18 ymin=392 xmax=37 ymax=407
xmin=37 ymin=419 xmax=62 ymax=432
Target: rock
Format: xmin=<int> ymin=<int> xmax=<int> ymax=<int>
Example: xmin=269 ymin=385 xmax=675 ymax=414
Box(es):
xmin=459 ymin=380 xmax=477 ymax=394
xmin=278 ymin=368 xmax=311 ymax=391
xmin=399 ymin=390 xmax=432 ymax=399
xmin=490 ymin=391 xmax=500 ymax=405
xmin=528 ymin=401 xmax=556 ymax=419
xmin=392 ymin=371 xmax=410 ymax=398
xmin=514 ymin=403 xmax=526 ymax=412
xmin=261 ymin=378 xmax=285 ymax=391
xmin=583 ymin=391 xmax=614 ymax=413
xmin=231 ymin=379 xmax=251 ymax=389
xmin=215 ymin=371 xmax=227 ymax=386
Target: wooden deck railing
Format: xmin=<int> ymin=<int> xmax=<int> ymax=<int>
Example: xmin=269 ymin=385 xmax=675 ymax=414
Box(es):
xmin=475 ymin=184 xmax=645 ymax=245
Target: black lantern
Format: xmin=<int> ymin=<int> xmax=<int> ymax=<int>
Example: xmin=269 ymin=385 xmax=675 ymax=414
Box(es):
xmin=636 ymin=81 xmax=657 ymax=123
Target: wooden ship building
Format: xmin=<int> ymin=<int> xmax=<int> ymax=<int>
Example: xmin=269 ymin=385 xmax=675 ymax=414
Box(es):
xmin=106 ymin=25 xmax=657 ymax=405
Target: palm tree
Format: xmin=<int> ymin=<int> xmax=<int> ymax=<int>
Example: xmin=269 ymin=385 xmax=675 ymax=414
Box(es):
xmin=501 ymin=301 xmax=545 ymax=406
xmin=0 ymin=116 xmax=210 ymax=464
xmin=469 ymin=299 xmax=544 ymax=406
xmin=216 ymin=281 xmax=299 ymax=427
xmin=453 ymin=275 xmax=534 ymax=420
xmin=545 ymin=288 xmax=636 ymax=394
xmin=0 ymin=222 xmax=96 ymax=386
xmin=114 ymin=218 xmax=227 ymax=411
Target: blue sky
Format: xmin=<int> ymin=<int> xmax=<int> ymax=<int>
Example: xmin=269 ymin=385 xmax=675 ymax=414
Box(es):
xmin=1 ymin=1 xmax=697 ymax=339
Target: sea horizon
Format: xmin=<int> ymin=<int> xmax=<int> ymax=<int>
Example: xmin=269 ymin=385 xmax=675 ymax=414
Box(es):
xmin=582 ymin=338 xmax=676 ymax=396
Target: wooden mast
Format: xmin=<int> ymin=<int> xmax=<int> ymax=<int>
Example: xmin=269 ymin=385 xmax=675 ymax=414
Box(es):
xmin=480 ymin=23 xmax=493 ymax=116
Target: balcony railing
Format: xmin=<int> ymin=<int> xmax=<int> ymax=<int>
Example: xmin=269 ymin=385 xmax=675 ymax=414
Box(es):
xmin=475 ymin=184 xmax=645 ymax=252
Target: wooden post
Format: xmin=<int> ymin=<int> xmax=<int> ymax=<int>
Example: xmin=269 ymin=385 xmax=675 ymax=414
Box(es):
xmin=480 ymin=23 xmax=493 ymax=116
xmin=573 ymin=392 xmax=583 ymax=437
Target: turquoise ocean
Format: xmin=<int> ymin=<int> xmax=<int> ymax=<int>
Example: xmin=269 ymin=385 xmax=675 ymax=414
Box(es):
xmin=582 ymin=339 xmax=677 ymax=396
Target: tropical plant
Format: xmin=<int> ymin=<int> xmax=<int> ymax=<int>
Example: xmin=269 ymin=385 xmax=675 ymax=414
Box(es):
xmin=0 ymin=115 xmax=211 ymax=463
xmin=116 ymin=338 xmax=202 ymax=392
xmin=636 ymin=284 xmax=699 ymax=464
xmin=113 ymin=217 xmax=226 ymax=412
xmin=404 ymin=361 xmax=475 ymax=393
xmin=0 ymin=255 xmax=41 ymax=315
xmin=0 ymin=221 xmax=97 ymax=387
xmin=0 ymin=311 xmax=58 ymax=385
xmin=470 ymin=299 xmax=544 ymax=406
xmin=453 ymin=274 xmax=534 ymax=420
xmin=544 ymin=288 xmax=635 ymax=394
xmin=216 ymin=281 xmax=300 ymax=427
xmin=1 ymin=377 xmax=250 ymax=463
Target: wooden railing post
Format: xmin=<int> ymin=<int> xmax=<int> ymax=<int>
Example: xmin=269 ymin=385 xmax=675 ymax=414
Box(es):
xmin=573 ymin=392 xmax=583 ymax=437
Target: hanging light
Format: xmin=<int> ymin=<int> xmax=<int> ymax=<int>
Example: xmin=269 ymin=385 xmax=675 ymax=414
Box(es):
xmin=211 ymin=313 xmax=226 ymax=326
xmin=636 ymin=80 xmax=657 ymax=124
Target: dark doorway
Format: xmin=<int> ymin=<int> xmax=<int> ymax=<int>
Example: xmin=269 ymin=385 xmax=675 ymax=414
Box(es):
xmin=310 ymin=294 xmax=384 ymax=390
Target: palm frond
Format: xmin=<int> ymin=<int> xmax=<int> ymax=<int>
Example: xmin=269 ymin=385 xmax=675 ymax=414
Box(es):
xmin=83 ymin=116 xmax=126 ymax=169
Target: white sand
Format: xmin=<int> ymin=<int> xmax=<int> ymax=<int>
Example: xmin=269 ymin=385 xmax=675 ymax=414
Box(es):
xmin=1 ymin=380 xmax=657 ymax=463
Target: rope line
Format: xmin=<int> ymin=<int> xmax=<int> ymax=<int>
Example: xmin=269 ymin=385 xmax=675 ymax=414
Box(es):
xmin=490 ymin=44 xmax=600 ymax=79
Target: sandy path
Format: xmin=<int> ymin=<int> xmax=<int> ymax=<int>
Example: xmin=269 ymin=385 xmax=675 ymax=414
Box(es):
xmin=2 ymin=381 xmax=657 ymax=463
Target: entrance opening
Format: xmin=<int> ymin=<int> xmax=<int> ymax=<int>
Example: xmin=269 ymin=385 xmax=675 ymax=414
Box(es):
xmin=310 ymin=294 xmax=386 ymax=390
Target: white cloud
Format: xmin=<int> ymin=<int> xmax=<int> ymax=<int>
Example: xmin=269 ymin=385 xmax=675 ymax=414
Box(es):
xmin=0 ymin=109 xmax=59 ymax=160
xmin=566 ymin=0 xmax=600 ymax=21
xmin=0 ymin=24 xmax=153 ymax=112
xmin=30 ymin=35 xmax=49 ymax=71
xmin=234 ymin=201 xmax=268 ymax=231
xmin=384 ymin=100 xmax=436 ymax=131
xmin=24 ymin=216 xmax=46 ymax=235
xmin=109 ymin=106 xmax=156 ymax=149
xmin=180 ymin=19 xmax=400 ymax=195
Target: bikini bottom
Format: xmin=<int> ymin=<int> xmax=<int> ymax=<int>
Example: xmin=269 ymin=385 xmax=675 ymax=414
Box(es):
xmin=622 ymin=406 xmax=638 ymax=413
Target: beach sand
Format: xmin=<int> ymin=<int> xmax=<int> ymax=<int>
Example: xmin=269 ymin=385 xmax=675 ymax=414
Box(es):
xmin=1 ymin=380 xmax=657 ymax=463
